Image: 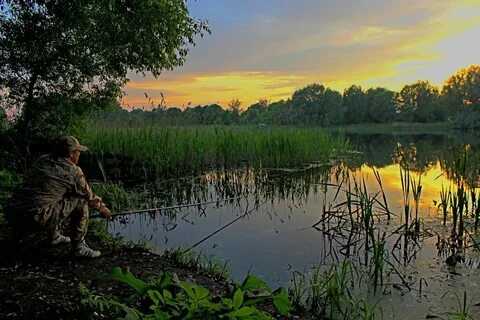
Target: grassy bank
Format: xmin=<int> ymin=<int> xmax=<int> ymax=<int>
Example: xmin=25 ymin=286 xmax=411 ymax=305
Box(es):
xmin=77 ymin=124 xmax=349 ymax=177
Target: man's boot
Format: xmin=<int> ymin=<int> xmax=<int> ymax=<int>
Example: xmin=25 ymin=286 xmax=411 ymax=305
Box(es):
xmin=50 ymin=231 xmax=71 ymax=245
xmin=73 ymin=240 xmax=101 ymax=258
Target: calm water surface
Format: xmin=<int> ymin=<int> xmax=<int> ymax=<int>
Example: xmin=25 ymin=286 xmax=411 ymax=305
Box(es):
xmin=108 ymin=133 xmax=480 ymax=319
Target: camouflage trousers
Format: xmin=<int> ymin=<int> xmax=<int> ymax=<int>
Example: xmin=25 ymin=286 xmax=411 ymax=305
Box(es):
xmin=6 ymin=197 xmax=89 ymax=245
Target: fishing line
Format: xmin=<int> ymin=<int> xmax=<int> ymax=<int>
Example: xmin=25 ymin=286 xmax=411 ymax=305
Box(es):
xmin=183 ymin=198 xmax=268 ymax=253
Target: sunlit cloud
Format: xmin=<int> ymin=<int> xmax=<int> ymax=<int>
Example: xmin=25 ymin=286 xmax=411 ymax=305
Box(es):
xmin=124 ymin=72 xmax=310 ymax=108
xmin=124 ymin=0 xmax=480 ymax=108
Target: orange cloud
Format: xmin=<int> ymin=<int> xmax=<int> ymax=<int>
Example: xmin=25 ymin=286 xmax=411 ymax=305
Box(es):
xmin=124 ymin=72 xmax=310 ymax=108
xmin=123 ymin=1 xmax=480 ymax=108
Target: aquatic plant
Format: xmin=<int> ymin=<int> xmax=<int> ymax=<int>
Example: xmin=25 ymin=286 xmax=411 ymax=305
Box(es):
xmin=370 ymin=232 xmax=387 ymax=294
xmin=77 ymin=125 xmax=349 ymax=178
xmin=411 ymin=173 xmax=423 ymax=235
xmin=289 ymin=261 xmax=382 ymax=319
xmin=446 ymin=291 xmax=474 ymax=320
xmin=439 ymin=185 xmax=451 ymax=226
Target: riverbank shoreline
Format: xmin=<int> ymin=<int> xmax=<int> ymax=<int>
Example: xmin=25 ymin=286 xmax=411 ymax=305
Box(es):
xmin=0 ymin=220 xmax=306 ymax=320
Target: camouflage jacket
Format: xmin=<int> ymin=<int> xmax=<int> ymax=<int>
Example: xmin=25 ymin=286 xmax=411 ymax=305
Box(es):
xmin=8 ymin=154 xmax=102 ymax=212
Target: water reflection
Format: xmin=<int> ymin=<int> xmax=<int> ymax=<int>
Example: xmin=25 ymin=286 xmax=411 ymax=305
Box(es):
xmin=107 ymin=133 xmax=480 ymax=318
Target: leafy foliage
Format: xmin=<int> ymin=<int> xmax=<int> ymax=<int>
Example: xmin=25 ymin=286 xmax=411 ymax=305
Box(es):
xmin=442 ymin=65 xmax=480 ymax=110
xmin=0 ymin=0 xmax=209 ymax=139
xmin=80 ymin=267 xmax=292 ymax=320
xmin=397 ymin=81 xmax=444 ymax=122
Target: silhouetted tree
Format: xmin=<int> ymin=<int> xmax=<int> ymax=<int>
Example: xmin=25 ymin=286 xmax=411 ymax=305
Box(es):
xmin=343 ymin=85 xmax=367 ymax=124
xmin=442 ymin=65 xmax=480 ymax=129
xmin=291 ymin=84 xmax=342 ymax=125
xmin=365 ymin=88 xmax=396 ymax=123
xmin=442 ymin=65 xmax=480 ymax=110
xmin=397 ymin=81 xmax=443 ymax=122
xmin=242 ymin=99 xmax=268 ymax=123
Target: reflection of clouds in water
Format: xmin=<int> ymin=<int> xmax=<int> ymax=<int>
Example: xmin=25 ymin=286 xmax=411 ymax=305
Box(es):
xmin=109 ymin=134 xmax=480 ymax=319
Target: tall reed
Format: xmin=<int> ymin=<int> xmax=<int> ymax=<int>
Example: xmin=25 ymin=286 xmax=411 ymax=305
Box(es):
xmin=77 ymin=124 xmax=349 ymax=178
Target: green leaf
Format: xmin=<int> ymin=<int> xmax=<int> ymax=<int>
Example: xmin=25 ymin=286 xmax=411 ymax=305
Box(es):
xmin=152 ymin=272 xmax=173 ymax=291
xmin=272 ymin=288 xmax=292 ymax=316
xmin=227 ymin=306 xmax=256 ymax=318
xmin=163 ymin=289 xmax=173 ymax=301
xmin=193 ymin=285 xmax=210 ymax=301
xmin=233 ymin=289 xmax=244 ymax=309
xmin=117 ymin=304 xmax=143 ymax=320
xmin=111 ymin=267 xmax=147 ymax=294
xmin=179 ymin=281 xmax=195 ymax=299
xmin=147 ymin=289 xmax=164 ymax=306
xmin=240 ymin=275 xmax=271 ymax=293
xmin=221 ymin=297 xmax=234 ymax=309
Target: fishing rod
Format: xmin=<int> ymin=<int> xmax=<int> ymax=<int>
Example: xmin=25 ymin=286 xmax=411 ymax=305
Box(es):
xmin=92 ymin=196 xmax=243 ymax=219
xmin=184 ymin=199 xmax=267 ymax=253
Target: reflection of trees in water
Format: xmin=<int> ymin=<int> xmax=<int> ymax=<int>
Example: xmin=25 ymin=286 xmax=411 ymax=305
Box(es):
xmin=132 ymin=166 xmax=333 ymax=209
xmin=439 ymin=145 xmax=480 ymax=188
xmin=110 ymin=132 xmax=480 ymax=211
xmin=344 ymin=133 xmax=480 ymax=175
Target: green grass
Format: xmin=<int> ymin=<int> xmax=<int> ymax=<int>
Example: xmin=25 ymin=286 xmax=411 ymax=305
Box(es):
xmin=76 ymin=124 xmax=349 ymax=177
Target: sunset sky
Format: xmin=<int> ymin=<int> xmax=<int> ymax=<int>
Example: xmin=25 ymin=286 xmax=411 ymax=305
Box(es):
xmin=122 ymin=0 xmax=480 ymax=109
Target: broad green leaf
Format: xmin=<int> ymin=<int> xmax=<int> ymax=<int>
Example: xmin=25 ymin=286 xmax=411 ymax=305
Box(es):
xmin=111 ymin=267 xmax=147 ymax=294
xmin=227 ymin=306 xmax=256 ymax=317
xmin=272 ymin=288 xmax=292 ymax=316
xmin=163 ymin=289 xmax=173 ymax=301
xmin=147 ymin=289 xmax=164 ymax=306
xmin=240 ymin=275 xmax=271 ymax=293
xmin=152 ymin=272 xmax=173 ymax=290
xmin=193 ymin=285 xmax=210 ymax=301
xmin=233 ymin=289 xmax=244 ymax=309
xmin=117 ymin=304 xmax=143 ymax=320
xmin=179 ymin=281 xmax=195 ymax=299
xmin=222 ymin=297 xmax=234 ymax=309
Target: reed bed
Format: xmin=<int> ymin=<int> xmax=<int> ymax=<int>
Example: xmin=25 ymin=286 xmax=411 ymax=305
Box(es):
xmin=77 ymin=124 xmax=349 ymax=177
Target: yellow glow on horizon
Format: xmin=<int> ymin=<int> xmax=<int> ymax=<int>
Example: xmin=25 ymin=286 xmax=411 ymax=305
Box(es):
xmin=123 ymin=1 xmax=480 ymax=108
xmin=123 ymin=72 xmax=310 ymax=108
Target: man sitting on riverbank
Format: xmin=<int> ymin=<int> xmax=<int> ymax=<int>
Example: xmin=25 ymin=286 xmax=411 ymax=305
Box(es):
xmin=5 ymin=136 xmax=112 ymax=258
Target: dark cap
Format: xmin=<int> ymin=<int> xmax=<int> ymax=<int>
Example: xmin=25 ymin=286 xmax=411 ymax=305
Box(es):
xmin=58 ymin=136 xmax=88 ymax=152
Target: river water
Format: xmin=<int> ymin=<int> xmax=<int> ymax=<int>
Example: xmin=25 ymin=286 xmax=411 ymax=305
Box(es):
xmin=108 ymin=132 xmax=480 ymax=319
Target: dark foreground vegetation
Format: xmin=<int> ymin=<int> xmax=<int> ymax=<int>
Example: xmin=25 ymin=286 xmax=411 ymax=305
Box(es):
xmin=0 ymin=217 xmax=299 ymax=320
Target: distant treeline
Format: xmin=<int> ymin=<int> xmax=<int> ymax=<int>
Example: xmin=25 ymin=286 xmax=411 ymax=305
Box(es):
xmin=99 ymin=65 xmax=480 ymax=129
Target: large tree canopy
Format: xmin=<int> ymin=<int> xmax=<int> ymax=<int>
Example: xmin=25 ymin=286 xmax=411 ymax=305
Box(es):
xmin=442 ymin=65 xmax=480 ymax=110
xmin=0 ymin=0 xmax=209 ymax=139
xmin=397 ymin=81 xmax=443 ymax=122
xmin=342 ymin=85 xmax=367 ymax=124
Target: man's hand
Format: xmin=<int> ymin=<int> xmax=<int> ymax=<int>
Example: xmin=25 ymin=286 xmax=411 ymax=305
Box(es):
xmin=88 ymin=197 xmax=102 ymax=209
xmin=99 ymin=205 xmax=113 ymax=220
